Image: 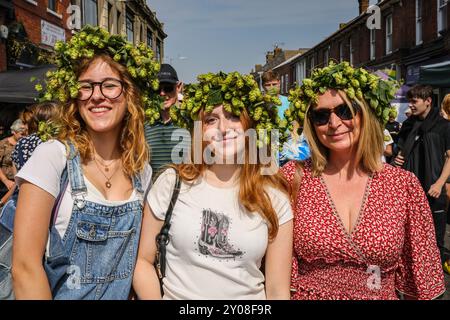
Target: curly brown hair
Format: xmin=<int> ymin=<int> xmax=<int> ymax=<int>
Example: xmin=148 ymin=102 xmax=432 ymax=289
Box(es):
xmin=56 ymin=54 xmax=149 ymax=177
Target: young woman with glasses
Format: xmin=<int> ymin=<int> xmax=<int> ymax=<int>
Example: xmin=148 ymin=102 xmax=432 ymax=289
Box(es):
xmin=281 ymin=63 xmax=445 ymax=300
xmin=11 ymin=27 xmax=155 ymax=299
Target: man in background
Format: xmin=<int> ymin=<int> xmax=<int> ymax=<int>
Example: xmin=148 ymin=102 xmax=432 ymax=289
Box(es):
xmin=144 ymin=64 xmax=190 ymax=179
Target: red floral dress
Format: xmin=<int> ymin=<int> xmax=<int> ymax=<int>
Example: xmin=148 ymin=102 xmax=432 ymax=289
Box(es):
xmin=281 ymin=160 xmax=446 ymax=300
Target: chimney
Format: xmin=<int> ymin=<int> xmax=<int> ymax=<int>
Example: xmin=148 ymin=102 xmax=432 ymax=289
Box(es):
xmin=358 ymin=0 xmax=369 ymax=15
xmin=274 ymin=47 xmax=282 ymax=57
xmin=266 ymin=52 xmax=274 ymax=64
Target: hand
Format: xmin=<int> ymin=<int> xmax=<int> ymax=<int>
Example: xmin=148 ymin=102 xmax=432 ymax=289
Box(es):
xmin=393 ymin=154 xmax=405 ymax=167
xmin=3 ymin=179 xmax=14 ymax=190
xmin=428 ymin=182 xmax=443 ymax=198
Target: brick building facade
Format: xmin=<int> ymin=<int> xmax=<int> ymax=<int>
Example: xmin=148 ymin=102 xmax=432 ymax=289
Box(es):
xmin=291 ymin=0 xmax=450 ymax=102
xmin=0 ymin=0 xmax=166 ymax=71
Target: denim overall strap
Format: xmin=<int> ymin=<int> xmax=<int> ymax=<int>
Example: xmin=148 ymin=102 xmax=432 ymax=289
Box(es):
xmin=66 ymin=142 xmax=87 ymax=195
xmin=66 ymin=142 xmax=88 ymax=209
xmin=132 ymin=173 xmax=144 ymax=203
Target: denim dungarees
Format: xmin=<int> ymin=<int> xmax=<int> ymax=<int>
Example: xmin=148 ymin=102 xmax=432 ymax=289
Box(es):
xmin=45 ymin=143 xmax=144 ymax=300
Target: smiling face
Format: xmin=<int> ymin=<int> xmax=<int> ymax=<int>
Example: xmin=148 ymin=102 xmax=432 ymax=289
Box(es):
xmin=77 ymin=57 xmax=128 ymax=135
xmin=203 ymin=105 xmax=245 ymax=163
xmin=312 ymin=89 xmax=361 ymax=153
xmin=159 ymin=81 xmax=182 ymax=110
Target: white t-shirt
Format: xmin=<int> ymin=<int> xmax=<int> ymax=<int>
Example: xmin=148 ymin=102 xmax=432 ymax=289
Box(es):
xmin=147 ymin=168 xmax=293 ymax=300
xmin=15 ymin=140 xmax=152 ymax=240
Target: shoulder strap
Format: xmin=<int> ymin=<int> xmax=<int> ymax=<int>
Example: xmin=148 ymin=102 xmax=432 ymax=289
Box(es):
xmin=49 ymin=167 xmax=68 ymax=227
xmin=158 ymin=171 xmax=181 ymax=243
xmin=155 ymin=170 xmax=181 ymax=280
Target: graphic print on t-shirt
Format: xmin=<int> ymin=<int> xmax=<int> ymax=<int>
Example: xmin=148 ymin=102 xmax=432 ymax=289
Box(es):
xmin=198 ymin=209 xmax=243 ymax=259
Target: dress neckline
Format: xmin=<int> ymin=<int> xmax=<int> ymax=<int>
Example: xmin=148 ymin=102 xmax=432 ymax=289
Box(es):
xmin=319 ymin=173 xmax=373 ymax=237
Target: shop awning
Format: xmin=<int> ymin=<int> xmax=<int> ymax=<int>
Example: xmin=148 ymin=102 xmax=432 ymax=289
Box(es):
xmin=0 ymin=65 xmax=55 ymax=104
xmin=418 ymin=61 xmax=450 ymax=87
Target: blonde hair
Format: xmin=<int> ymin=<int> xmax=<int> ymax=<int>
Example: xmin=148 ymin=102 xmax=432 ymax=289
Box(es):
xmin=441 ymin=94 xmax=450 ymax=119
xmin=169 ymin=108 xmax=289 ymax=240
xmin=303 ymin=89 xmax=384 ymax=177
xmin=57 ymin=54 xmax=149 ymax=177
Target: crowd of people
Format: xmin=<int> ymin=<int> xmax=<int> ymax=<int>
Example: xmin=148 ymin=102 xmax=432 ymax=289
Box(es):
xmin=0 ymin=26 xmax=449 ymax=300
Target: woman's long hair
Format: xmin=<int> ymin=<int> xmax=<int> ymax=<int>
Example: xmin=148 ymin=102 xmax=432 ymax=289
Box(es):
xmin=170 ymin=108 xmax=289 ymax=240
xmin=57 ymin=53 xmax=149 ymax=176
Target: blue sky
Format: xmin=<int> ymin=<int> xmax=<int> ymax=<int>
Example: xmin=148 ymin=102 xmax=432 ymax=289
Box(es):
xmin=146 ymin=0 xmax=378 ymax=83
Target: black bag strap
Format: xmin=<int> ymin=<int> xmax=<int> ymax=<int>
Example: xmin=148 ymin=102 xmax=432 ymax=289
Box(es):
xmin=155 ymin=170 xmax=181 ymax=279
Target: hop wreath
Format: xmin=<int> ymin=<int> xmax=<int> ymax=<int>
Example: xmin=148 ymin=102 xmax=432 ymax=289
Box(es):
xmin=286 ymin=61 xmax=400 ymax=129
xmin=34 ymin=25 xmax=162 ymax=125
xmin=170 ymin=71 xmax=286 ymax=147
xmin=36 ymin=120 xmax=61 ymax=142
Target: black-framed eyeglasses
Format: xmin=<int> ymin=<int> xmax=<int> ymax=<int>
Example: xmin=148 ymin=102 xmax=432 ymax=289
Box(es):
xmin=309 ymin=102 xmax=360 ymax=126
xmin=77 ymin=78 xmax=124 ymax=101
xmin=158 ymin=83 xmax=176 ymax=94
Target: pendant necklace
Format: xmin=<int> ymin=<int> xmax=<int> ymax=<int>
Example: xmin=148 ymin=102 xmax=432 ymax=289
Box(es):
xmin=93 ymin=156 xmax=120 ymax=189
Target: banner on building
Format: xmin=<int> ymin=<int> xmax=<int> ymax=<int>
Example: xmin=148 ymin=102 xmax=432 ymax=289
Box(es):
xmin=41 ymin=20 xmax=65 ymax=47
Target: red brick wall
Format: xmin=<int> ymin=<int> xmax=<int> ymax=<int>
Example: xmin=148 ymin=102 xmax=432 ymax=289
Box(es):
xmin=13 ymin=0 xmax=72 ymax=48
xmin=422 ymin=0 xmax=438 ymax=44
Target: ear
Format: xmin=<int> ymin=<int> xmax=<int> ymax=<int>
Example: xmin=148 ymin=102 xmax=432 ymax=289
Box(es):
xmin=176 ymin=82 xmax=183 ymax=93
xmin=425 ymin=97 xmax=432 ymax=106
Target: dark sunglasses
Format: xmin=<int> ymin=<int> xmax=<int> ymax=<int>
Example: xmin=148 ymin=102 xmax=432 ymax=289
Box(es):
xmin=158 ymin=84 xmax=175 ymax=94
xmin=309 ymin=102 xmax=360 ymax=126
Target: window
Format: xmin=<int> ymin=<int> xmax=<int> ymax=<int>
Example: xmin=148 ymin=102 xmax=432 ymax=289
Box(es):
xmin=147 ymin=29 xmax=153 ymax=49
xmin=438 ymin=0 xmax=448 ymax=34
xmin=416 ymin=0 xmax=423 ymax=44
xmin=126 ymin=13 xmax=134 ymax=43
xmin=370 ymin=29 xmax=376 ymax=60
xmin=324 ymin=46 xmax=330 ymax=65
xmin=83 ymin=0 xmax=98 ymax=26
xmin=48 ymin=0 xmax=57 ymax=12
xmin=349 ymin=38 xmax=354 ymax=65
xmin=156 ymin=39 xmax=161 ymax=62
xmin=296 ymin=60 xmax=306 ymax=85
xmin=385 ymin=15 xmax=393 ymax=54
xmin=285 ymin=74 xmax=289 ymax=93
xmin=339 ymin=42 xmax=344 ymax=62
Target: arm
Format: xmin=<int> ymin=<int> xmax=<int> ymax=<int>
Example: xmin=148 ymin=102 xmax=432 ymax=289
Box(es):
xmin=0 ymin=167 xmax=14 ymax=190
xmin=12 ymin=182 xmax=55 ymax=299
xmin=264 ymin=220 xmax=293 ymax=300
xmin=395 ymin=173 xmax=446 ymax=300
xmin=132 ymin=203 xmax=164 ymax=299
xmin=384 ymin=144 xmax=393 ymax=158
xmin=0 ymin=183 xmax=16 ymax=205
xmin=428 ymin=150 xmax=450 ymax=198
